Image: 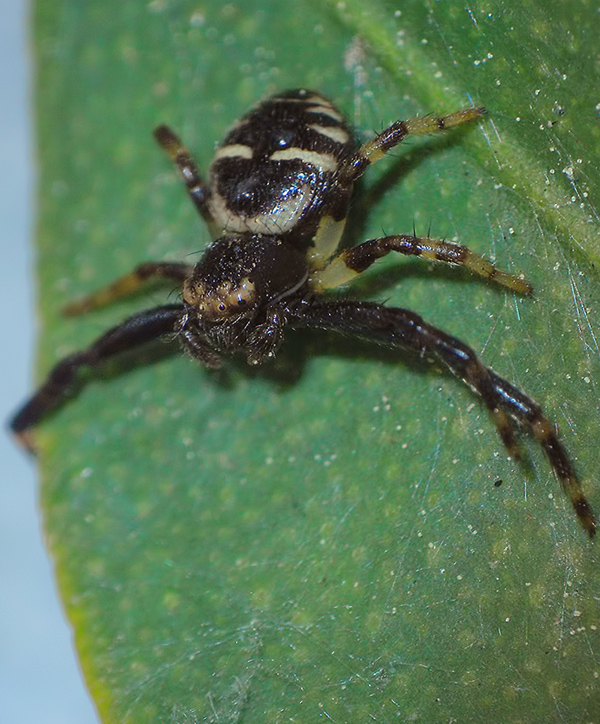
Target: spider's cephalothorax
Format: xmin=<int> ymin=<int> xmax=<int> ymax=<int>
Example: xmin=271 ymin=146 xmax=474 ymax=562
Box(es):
xmin=11 ymin=89 xmax=596 ymax=537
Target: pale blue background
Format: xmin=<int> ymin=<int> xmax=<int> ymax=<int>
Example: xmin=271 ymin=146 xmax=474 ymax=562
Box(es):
xmin=0 ymin=2 xmax=99 ymax=721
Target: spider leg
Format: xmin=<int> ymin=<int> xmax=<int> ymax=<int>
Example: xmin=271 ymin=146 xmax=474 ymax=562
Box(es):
xmin=311 ymin=233 xmax=531 ymax=295
xmin=154 ymin=124 xmax=211 ymax=222
xmin=10 ymin=304 xmax=184 ymax=450
xmin=342 ymin=107 xmax=486 ymax=181
xmin=63 ymin=261 xmax=192 ymax=316
xmin=286 ymin=298 xmax=596 ymax=537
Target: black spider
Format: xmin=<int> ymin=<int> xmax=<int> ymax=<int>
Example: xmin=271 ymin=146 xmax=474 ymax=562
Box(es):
xmin=11 ymin=89 xmax=596 ymax=537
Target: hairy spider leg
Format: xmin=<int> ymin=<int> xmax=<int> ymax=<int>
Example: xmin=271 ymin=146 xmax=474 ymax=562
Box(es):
xmin=63 ymin=262 xmax=192 ymax=316
xmin=311 ymin=105 xmax=529 ymax=294
xmin=10 ymin=304 xmax=183 ymax=450
xmin=312 ymin=234 xmax=531 ymax=294
xmin=154 ymin=124 xmax=211 ymax=222
xmin=286 ymin=298 xmax=596 ymax=537
xmin=345 ymin=106 xmax=487 ymax=176
xmin=485 ymin=367 xmax=595 ymax=536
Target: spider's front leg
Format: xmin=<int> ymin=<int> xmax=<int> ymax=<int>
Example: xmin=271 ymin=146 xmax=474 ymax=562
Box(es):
xmin=10 ymin=304 xmax=184 ymax=451
xmin=286 ymin=298 xmax=596 ymax=537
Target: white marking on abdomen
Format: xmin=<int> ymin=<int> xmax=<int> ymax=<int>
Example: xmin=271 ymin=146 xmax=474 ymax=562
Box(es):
xmin=305 ymin=104 xmax=345 ymax=122
xmin=308 ymin=124 xmax=350 ymax=144
xmin=208 ymin=184 xmax=314 ymax=235
xmin=214 ymin=144 xmax=254 ymax=160
xmin=269 ymin=148 xmax=339 ymax=172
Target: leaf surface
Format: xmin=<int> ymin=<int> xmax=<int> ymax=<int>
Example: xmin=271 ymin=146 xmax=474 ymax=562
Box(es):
xmin=33 ymin=1 xmax=600 ymax=721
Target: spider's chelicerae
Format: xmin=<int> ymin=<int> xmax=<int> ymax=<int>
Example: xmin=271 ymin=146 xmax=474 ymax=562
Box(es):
xmin=12 ymin=88 xmax=596 ymax=536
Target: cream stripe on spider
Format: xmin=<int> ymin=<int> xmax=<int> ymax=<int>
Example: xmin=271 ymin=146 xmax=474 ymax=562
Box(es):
xmin=269 ymin=148 xmax=339 ymax=172
xmin=308 ymin=124 xmax=350 ymax=144
xmin=213 ymin=144 xmax=254 ymax=161
xmin=305 ymin=104 xmax=345 ymax=122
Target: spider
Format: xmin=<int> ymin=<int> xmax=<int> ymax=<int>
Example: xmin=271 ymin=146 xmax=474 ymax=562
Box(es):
xmin=11 ymin=88 xmax=595 ymax=537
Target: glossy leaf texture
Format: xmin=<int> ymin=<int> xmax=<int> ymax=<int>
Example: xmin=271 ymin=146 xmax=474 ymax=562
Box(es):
xmin=31 ymin=1 xmax=600 ymax=721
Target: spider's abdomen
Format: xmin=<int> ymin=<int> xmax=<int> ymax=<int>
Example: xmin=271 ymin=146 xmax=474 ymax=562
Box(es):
xmin=207 ymin=89 xmax=356 ymax=245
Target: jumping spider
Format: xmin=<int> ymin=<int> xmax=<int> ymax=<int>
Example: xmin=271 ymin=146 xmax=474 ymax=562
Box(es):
xmin=11 ymin=89 xmax=596 ymax=537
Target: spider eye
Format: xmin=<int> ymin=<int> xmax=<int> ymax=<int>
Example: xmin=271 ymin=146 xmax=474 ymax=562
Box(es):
xmin=186 ymin=276 xmax=258 ymax=322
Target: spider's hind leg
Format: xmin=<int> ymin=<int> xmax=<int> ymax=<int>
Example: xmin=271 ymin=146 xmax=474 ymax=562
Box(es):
xmin=154 ymin=124 xmax=211 ymax=222
xmin=342 ymin=106 xmax=486 ymax=181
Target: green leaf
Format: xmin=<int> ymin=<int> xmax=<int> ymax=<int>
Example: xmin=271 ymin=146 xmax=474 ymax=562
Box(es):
xmin=32 ymin=1 xmax=599 ymax=721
